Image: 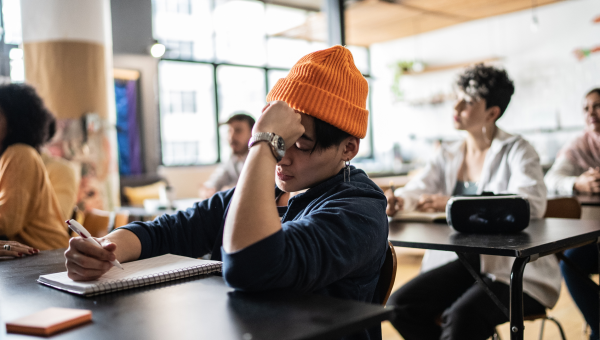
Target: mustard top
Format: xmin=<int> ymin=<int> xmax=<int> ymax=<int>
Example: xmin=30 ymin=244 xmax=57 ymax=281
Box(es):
xmin=41 ymin=152 xmax=79 ymax=222
xmin=0 ymin=144 xmax=69 ymax=250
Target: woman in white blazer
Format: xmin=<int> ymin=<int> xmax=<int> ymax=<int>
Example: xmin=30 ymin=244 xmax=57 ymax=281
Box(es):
xmin=386 ymin=64 xmax=561 ymax=340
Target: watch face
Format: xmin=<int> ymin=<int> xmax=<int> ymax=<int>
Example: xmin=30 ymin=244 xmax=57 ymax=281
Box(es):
xmin=276 ymin=137 xmax=285 ymax=150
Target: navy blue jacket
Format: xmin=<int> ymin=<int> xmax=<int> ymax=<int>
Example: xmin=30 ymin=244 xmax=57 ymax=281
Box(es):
xmin=121 ymin=167 xmax=389 ymax=340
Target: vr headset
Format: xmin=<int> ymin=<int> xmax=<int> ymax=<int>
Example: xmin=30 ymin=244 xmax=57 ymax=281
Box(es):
xmin=445 ymin=193 xmax=530 ymax=233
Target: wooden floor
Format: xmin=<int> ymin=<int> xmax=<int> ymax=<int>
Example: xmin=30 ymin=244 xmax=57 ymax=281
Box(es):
xmin=382 ymin=252 xmax=595 ymax=340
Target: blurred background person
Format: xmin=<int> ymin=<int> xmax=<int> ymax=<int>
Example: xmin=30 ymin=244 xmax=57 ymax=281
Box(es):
xmin=545 ymin=88 xmax=600 ymax=195
xmin=199 ymin=113 xmax=255 ymax=199
xmin=385 ymin=64 xmax=558 ymax=340
xmin=0 ymin=84 xmax=69 ymax=250
xmin=545 ymin=88 xmax=600 ymax=340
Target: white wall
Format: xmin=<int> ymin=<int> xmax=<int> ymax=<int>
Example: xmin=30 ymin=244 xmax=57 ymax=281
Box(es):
xmin=368 ymin=0 xmax=600 ymax=167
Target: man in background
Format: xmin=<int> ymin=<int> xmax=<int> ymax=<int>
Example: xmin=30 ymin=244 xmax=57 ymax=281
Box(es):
xmin=199 ymin=113 xmax=255 ymax=199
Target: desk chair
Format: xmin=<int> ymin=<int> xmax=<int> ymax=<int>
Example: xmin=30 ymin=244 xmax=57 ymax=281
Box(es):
xmin=378 ymin=241 xmax=398 ymax=305
xmin=82 ymin=209 xmax=131 ymax=238
xmin=123 ymin=180 xmax=167 ymax=206
xmin=114 ymin=211 xmax=130 ymax=229
xmin=83 ymin=209 xmax=111 ymax=238
xmin=491 ymin=197 xmax=580 ymax=339
xmin=544 ymin=196 xmax=582 ymax=219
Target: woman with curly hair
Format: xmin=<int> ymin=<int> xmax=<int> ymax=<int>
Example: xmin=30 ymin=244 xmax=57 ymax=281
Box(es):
xmin=0 ymin=83 xmax=69 ymax=252
xmin=385 ymin=64 xmax=560 ymax=339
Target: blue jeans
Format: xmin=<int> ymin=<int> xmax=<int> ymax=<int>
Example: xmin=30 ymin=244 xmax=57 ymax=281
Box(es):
xmin=560 ymin=243 xmax=599 ymax=340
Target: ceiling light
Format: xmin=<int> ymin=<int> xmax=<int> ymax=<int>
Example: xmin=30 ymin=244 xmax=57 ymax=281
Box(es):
xmin=150 ymin=42 xmax=166 ymax=58
xmin=530 ymin=0 xmax=539 ymax=33
xmin=530 ymin=15 xmax=539 ymax=32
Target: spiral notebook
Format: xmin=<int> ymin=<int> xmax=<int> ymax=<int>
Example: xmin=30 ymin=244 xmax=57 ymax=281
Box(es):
xmin=37 ymin=254 xmax=222 ymax=297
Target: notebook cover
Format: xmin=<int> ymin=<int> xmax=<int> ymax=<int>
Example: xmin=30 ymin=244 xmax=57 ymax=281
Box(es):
xmin=6 ymin=307 xmax=92 ymax=336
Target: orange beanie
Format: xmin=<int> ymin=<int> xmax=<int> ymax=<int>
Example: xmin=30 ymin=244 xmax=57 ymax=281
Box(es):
xmin=266 ymin=45 xmax=369 ymax=139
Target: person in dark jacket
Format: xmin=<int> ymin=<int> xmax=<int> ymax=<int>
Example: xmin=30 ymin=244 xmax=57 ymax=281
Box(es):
xmin=64 ymin=46 xmax=389 ymax=340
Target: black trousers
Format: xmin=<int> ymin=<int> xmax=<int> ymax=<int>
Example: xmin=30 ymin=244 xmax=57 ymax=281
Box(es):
xmin=387 ymin=254 xmax=546 ymax=340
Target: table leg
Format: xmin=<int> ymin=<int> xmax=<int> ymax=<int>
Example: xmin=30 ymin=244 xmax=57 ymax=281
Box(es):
xmin=456 ymin=252 xmax=509 ymax=319
xmin=509 ymin=256 xmax=530 ymax=340
xmin=597 ymin=241 xmax=599 ymax=338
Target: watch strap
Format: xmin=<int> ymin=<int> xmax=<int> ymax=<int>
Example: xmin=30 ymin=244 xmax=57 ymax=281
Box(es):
xmin=248 ymin=132 xmax=284 ymax=162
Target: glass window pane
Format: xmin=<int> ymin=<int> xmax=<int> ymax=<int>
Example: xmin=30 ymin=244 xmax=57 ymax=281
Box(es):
xmin=265 ymin=4 xmax=307 ymax=36
xmin=217 ymin=66 xmax=265 ymax=160
xmin=268 ymin=69 xmax=289 ymax=93
xmin=310 ymin=41 xmax=328 ymax=52
xmin=347 ymin=45 xmax=369 ymax=75
xmin=267 ymin=38 xmax=312 ymax=69
xmin=153 ymin=0 xmax=214 ymax=61
xmin=214 ymin=0 xmax=266 ymax=66
xmin=159 ymin=61 xmax=217 ymax=165
xmin=356 ymin=80 xmax=372 ymax=158
xmin=2 ymin=0 xmax=22 ymax=45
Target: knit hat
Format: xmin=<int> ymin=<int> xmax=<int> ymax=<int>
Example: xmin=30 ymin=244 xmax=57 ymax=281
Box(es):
xmin=266 ymin=45 xmax=369 ymax=138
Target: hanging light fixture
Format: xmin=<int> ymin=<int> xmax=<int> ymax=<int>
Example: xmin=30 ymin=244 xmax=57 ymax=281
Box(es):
xmin=150 ymin=40 xmax=166 ymax=58
xmin=530 ymin=0 xmax=539 ymax=32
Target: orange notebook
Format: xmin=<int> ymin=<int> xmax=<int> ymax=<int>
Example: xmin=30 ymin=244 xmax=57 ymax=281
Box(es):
xmin=6 ymin=307 xmax=92 ymax=336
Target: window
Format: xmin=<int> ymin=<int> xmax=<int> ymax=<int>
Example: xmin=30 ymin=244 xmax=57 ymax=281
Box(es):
xmin=217 ymin=66 xmax=265 ymax=160
xmin=213 ymin=0 xmax=266 ymax=66
xmin=158 ymin=61 xmax=217 ymax=165
xmin=153 ymin=0 xmax=213 ymax=62
xmin=155 ymin=0 xmax=192 ymax=14
xmin=154 ymin=0 xmax=373 ymax=165
xmin=167 ymin=91 xmax=197 ymax=114
xmin=162 ymin=40 xmax=195 ymax=60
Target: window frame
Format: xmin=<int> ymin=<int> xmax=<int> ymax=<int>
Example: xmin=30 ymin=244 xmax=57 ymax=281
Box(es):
xmin=154 ymin=1 xmax=374 ymax=166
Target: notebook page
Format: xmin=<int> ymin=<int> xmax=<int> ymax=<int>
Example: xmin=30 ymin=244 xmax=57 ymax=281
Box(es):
xmin=39 ymin=254 xmax=219 ymax=291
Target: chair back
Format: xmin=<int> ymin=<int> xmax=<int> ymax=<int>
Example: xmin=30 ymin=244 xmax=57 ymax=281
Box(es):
xmin=544 ymin=197 xmax=582 ymax=219
xmin=123 ymin=180 xmax=167 ymax=206
xmin=114 ymin=211 xmax=130 ymax=229
xmin=377 ymin=241 xmax=398 ymax=306
xmin=83 ymin=209 xmax=111 ymax=238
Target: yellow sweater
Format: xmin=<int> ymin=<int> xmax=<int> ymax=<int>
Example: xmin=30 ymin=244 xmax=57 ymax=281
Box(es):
xmin=41 ymin=152 xmax=79 ymax=221
xmin=0 ymin=144 xmax=69 ymax=250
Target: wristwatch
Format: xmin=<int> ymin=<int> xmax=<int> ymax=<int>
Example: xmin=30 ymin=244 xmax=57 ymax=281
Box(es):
xmin=248 ymin=132 xmax=285 ymax=162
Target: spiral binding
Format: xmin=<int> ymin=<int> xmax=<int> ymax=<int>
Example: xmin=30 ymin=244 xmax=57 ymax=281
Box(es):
xmin=87 ymin=262 xmax=222 ymax=296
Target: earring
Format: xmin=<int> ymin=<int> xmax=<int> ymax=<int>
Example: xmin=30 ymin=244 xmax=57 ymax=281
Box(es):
xmin=344 ymin=160 xmax=351 ymax=182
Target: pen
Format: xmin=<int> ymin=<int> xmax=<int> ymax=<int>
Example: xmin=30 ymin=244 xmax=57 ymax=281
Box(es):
xmin=389 ymin=180 xmax=396 ymax=194
xmin=65 ymin=219 xmax=124 ymax=270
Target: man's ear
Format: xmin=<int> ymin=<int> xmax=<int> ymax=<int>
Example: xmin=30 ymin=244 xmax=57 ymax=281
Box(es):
xmin=341 ymin=137 xmax=360 ymax=161
xmin=487 ymin=106 xmax=501 ymax=122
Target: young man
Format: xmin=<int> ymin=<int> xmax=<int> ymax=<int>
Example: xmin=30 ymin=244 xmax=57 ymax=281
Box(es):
xmin=64 ymin=46 xmax=389 ymax=340
xmin=200 ymin=113 xmax=255 ymax=198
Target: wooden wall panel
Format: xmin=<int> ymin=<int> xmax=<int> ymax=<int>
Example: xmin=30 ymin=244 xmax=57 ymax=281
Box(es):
xmin=272 ymin=0 xmax=566 ymax=46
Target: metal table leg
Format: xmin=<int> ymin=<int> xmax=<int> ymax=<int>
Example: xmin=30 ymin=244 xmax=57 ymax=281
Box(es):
xmin=510 ymin=256 xmax=530 ymax=340
xmin=456 ymin=252 xmax=509 ymax=319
